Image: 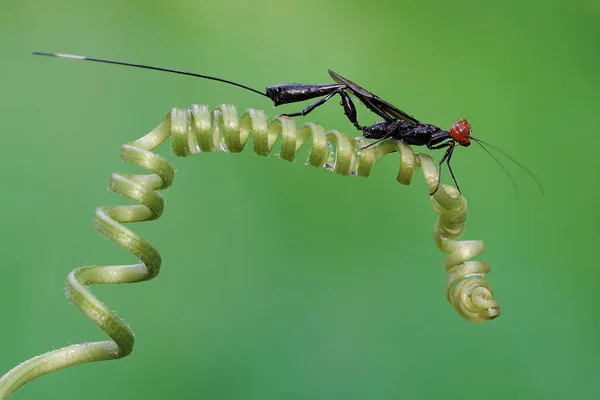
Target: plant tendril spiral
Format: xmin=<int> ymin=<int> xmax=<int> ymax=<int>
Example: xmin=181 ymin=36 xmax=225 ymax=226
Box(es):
xmin=0 ymin=104 xmax=499 ymax=398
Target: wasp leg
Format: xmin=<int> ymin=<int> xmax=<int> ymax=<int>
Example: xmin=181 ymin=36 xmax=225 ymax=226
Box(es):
xmin=427 ymin=140 xmax=459 ymax=195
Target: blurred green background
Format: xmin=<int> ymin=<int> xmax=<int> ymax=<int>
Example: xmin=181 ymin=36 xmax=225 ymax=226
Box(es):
xmin=1 ymin=0 xmax=599 ymax=398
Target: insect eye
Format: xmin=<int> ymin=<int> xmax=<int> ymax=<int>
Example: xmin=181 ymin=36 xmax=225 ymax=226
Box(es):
xmin=458 ymin=119 xmax=471 ymax=130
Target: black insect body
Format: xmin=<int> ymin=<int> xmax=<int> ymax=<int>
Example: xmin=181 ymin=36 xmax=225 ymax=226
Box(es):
xmin=265 ymin=70 xmax=472 ymax=194
xmin=33 ymin=52 xmax=542 ymax=196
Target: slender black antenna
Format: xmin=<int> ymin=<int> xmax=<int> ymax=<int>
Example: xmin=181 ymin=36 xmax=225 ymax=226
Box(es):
xmin=472 ymin=138 xmax=518 ymax=196
xmin=32 ymin=52 xmax=270 ymax=98
xmin=473 ymin=137 xmax=544 ymax=196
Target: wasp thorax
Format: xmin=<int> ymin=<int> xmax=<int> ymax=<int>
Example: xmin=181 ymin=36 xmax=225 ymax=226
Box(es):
xmin=450 ymin=119 xmax=472 ymax=146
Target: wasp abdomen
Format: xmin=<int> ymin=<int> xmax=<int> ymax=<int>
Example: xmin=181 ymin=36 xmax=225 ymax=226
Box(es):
xmin=266 ymin=83 xmax=342 ymax=106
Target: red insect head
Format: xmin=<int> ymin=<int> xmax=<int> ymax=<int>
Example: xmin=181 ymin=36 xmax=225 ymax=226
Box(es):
xmin=450 ymin=119 xmax=472 ymax=147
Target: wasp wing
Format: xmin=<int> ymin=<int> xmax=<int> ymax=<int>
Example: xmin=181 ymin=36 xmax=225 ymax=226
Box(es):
xmin=328 ymin=70 xmax=420 ymax=124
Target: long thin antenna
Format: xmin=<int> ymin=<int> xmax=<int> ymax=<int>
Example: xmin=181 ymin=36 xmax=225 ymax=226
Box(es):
xmin=472 ymin=138 xmax=518 ymax=196
xmin=32 ymin=52 xmax=270 ymax=98
xmin=473 ymin=137 xmax=544 ymax=196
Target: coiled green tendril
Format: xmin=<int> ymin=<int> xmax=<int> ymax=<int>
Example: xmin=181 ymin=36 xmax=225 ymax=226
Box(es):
xmin=0 ymin=104 xmax=499 ymax=398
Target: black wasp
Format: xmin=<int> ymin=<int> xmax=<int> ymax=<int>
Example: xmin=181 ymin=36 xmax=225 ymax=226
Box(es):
xmin=33 ymin=52 xmax=542 ymax=195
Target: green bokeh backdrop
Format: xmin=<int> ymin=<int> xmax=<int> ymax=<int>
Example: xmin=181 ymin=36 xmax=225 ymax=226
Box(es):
xmin=1 ymin=0 xmax=599 ymax=398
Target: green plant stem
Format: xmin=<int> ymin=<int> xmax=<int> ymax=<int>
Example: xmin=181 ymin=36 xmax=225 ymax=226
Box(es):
xmin=0 ymin=104 xmax=498 ymax=398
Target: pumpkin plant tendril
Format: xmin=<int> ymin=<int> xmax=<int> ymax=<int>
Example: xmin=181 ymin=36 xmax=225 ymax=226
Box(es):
xmin=0 ymin=104 xmax=499 ymax=398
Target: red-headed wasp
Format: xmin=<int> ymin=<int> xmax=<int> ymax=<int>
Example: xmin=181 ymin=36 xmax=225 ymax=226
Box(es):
xmin=33 ymin=52 xmax=542 ymax=195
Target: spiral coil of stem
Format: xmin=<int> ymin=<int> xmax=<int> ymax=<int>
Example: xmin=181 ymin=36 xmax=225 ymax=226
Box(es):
xmin=0 ymin=104 xmax=498 ymax=398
